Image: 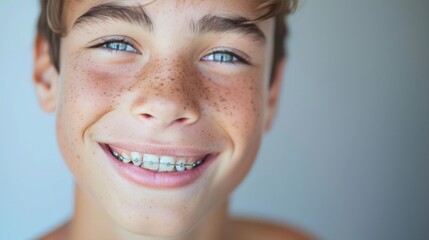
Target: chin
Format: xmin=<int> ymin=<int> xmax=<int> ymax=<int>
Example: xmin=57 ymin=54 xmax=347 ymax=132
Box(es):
xmin=110 ymin=204 xmax=205 ymax=238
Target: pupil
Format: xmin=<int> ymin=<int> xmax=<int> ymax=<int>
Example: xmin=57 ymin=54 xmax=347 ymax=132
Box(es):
xmin=108 ymin=42 xmax=125 ymax=51
xmin=215 ymin=53 xmax=231 ymax=62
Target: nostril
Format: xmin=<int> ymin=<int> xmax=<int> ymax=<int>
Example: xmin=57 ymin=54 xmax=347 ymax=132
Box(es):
xmin=175 ymin=117 xmax=188 ymax=123
xmin=141 ymin=113 xmax=154 ymax=119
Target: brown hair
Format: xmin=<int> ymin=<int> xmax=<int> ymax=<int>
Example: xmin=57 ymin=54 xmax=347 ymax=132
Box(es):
xmin=37 ymin=0 xmax=297 ymax=81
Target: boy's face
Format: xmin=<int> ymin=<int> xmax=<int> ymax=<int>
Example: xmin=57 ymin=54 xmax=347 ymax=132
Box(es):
xmin=34 ymin=0 xmax=282 ymax=237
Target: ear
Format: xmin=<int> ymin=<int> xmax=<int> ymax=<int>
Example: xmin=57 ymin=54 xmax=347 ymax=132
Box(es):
xmin=264 ymin=58 xmax=285 ymax=132
xmin=33 ymin=35 xmax=59 ymax=112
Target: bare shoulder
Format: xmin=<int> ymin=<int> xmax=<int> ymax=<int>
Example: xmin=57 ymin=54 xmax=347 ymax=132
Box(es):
xmin=230 ymin=217 xmax=317 ymax=240
xmin=37 ymin=222 xmax=69 ymax=240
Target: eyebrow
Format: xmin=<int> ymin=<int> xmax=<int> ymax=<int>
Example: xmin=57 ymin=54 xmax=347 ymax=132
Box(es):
xmin=73 ymin=3 xmax=153 ymax=31
xmin=72 ymin=3 xmax=266 ymax=44
xmin=192 ymin=15 xmax=266 ymax=44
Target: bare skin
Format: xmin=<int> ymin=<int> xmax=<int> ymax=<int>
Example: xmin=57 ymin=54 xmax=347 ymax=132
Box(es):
xmin=39 ymin=188 xmax=314 ymax=240
xmin=40 ymin=220 xmax=314 ymax=240
xmin=40 ymin=210 xmax=314 ymax=240
xmin=34 ymin=1 xmax=313 ymax=240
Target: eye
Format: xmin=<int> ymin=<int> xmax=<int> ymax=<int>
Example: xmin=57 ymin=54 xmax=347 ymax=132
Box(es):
xmin=104 ymin=41 xmax=138 ymax=53
xmin=201 ymin=50 xmax=250 ymax=65
xmin=89 ymin=37 xmax=140 ymax=54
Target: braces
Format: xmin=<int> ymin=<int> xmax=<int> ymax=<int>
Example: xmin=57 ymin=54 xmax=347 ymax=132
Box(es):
xmin=112 ymin=151 xmax=203 ymax=167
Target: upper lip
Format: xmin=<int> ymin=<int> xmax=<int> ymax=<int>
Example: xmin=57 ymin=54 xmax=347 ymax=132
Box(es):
xmin=101 ymin=142 xmax=212 ymax=158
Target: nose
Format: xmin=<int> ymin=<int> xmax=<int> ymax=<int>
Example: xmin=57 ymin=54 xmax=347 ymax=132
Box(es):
xmin=135 ymin=97 xmax=199 ymax=127
xmin=131 ymin=74 xmax=200 ymax=128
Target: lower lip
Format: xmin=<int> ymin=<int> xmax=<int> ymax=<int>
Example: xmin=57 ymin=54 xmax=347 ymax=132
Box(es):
xmin=100 ymin=144 xmax=216 ymax=189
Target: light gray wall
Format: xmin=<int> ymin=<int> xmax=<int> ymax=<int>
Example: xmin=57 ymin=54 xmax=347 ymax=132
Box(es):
xmin=1 ymin=1 xmax=428 ymax=239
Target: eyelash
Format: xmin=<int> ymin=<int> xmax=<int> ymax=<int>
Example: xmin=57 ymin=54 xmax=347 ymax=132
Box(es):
xmin=201 ymin=50 xmax=250 ymax=65
xmin=90 ymin=38 xmax=140 ymax=54
xmin=90 ymin=38 xmax=250 ymax=65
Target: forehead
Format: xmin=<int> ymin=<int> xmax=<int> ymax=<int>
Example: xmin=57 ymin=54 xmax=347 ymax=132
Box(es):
xmin=64 ymin=0 xmax=264 ymax=26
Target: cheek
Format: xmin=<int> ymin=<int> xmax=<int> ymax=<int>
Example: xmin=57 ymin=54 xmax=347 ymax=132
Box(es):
xmin=202 ymin=75 xmax=266 ymax=199
xmin=207 ymin=76 xmax=265 ymax=140
xmin=58 ymin=58 xmax=138 ymax=127
xmin=55 ymin=58 xmax=139 ymax=168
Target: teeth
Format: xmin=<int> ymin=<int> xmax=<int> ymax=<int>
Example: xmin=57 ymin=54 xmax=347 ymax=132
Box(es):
xmin=186 ymin=163 xmax=194 ymax=170
xmin=110 ymin=147 xmax=204 ymax=172
xmin=142 ymin=154 xmax=159 ymax=171
xmin=159 ymin=156 xmax=175 ymax=172
xmin=130 ymin=152 xmax=143 ymax=166
xmin=175 ymin=159 xmax=186 ymax=172
xmin=121 ymin=152 xmax=131 ymax=163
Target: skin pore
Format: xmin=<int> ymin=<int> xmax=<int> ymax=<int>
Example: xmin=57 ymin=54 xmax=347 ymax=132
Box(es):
xmin=34 ymin=0 xmax=311 ymax=239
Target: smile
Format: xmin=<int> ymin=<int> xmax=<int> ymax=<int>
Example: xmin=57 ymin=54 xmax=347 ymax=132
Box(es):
xmin=100 ymin=143 xmax=216 ymax=188
xmin=108 ymin=145 xmax=206 ymax=173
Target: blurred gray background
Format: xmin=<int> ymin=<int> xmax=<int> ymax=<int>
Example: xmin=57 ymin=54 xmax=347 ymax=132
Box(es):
xmin=1 ymin=0 xmax=428 ymax=239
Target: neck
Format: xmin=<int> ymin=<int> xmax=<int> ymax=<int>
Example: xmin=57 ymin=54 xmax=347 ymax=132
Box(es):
xmin=67 ymin=185 xmax=231 ymax=240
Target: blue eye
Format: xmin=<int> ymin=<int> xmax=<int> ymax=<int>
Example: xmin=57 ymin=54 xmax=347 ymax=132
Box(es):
xmin=104 ymin=41 xmax=138 ymax=53
xmin=202 ymin=51 xmax=249 ymax=64
xmin=90 ymin=37 xmax=140 ymax=54
xmin=203 ymin=52 xmax=236 ymax=63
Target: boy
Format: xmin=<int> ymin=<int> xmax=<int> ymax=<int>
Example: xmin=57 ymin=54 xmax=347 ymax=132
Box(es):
xmin=34 ymin=0 xmax=311 ymax=239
